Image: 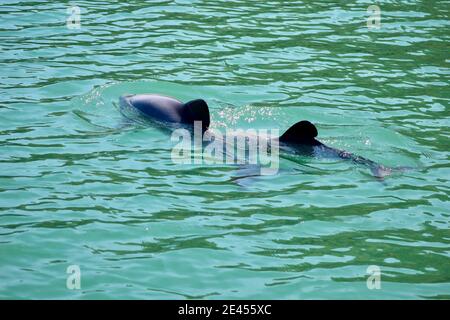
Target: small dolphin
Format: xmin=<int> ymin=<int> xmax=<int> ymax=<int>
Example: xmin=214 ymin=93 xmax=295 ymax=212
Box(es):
xmin=278 ymin=120 xmax=395 ymax=178
xmin=119 ymin=94 xmax=402 ymax=178
xmin=119 ymin=94 xmax=210 ymax=132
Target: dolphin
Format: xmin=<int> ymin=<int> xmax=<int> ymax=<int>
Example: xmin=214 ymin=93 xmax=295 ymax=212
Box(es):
xmin=119 ymin=94 xmax=210 ymax=132
xmin=278 ymin=120 xmax=396 ymax=178
xmin=119 ymin=94 xmax=402 ymax=178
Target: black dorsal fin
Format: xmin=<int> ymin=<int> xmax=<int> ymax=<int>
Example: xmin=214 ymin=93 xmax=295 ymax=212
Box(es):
xmin=183 ymin=99 xmax=210 ymax=131
xmin=279 ymin=120 xmax=320 ymax=145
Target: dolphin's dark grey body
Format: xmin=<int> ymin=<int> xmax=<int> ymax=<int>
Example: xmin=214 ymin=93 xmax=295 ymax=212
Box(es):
xmin=119 ymin=95 xmax=398 ymax=178
xmin=119 ymin=94 xmax=210 ymax=131
xmin=278 ymin=120 xmax=394 ymax=178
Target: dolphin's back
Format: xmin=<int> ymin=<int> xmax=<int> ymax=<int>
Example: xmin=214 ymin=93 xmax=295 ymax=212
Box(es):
xmin=280 ymin=120 xmax=402 ymax=179
xmin=120 ymin=94 xmax=185 ymax=123
xmin=120 ymin=94 xmax=210 ymax=132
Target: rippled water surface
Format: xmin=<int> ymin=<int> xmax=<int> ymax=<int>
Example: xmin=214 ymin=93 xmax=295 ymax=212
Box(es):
xmin=0 ymin=0 xmax=449 ymax=299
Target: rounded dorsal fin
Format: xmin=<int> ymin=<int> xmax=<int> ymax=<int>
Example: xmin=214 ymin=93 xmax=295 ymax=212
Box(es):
xmin=183 ymin=99 xmax=210 ymax=131
xmin=279 ymin=120 xmax=319 ymax=145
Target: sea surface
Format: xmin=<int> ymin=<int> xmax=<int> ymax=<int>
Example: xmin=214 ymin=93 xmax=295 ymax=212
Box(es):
xmin=0 ymin=0 xmax=449 ymax=299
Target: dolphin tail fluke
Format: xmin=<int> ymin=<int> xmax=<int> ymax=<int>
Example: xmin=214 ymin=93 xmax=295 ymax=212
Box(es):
xmin=370 ymin=165 xmax=393 ymax=179
xmin=370 ymin=165 xmax=414 ymax=179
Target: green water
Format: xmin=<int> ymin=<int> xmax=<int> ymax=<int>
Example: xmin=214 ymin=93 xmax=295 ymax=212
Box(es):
xmin=0 ymin=0 xmax=449 ymax=299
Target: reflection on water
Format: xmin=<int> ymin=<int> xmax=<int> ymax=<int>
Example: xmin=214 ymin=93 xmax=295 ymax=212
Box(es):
xmin=0 ymin=0 xmax=449 ymax=299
